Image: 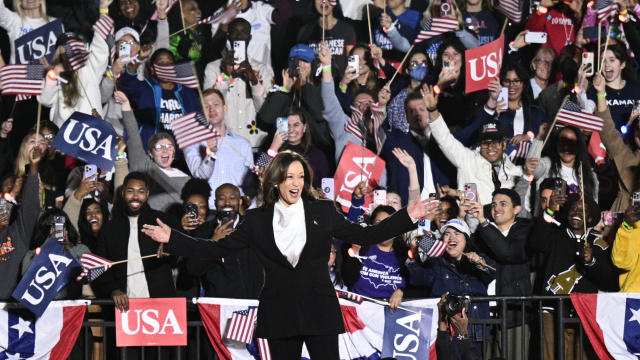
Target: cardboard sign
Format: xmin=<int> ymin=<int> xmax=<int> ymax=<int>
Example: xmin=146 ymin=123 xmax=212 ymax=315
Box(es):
xmin=52 ymin=112 xmax=118 ymax=171
xmin=14 ymin=19 xmax=64 ymax=64
xmin=12 ymin=238 xmax=81 ymax=317
xmin=115 ymin=298 xmax=187 ymax=347
xmin=381 ymin=306 xmax=434 ymax=359
xmin=334 ymin=142 xmax=386 ymax=213
xmin=465 ymin=35 xmax=504 ymax=94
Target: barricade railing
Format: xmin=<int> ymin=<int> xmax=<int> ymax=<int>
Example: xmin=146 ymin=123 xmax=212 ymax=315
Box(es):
xmin=75 ymin=295 xmax=588 ymax=359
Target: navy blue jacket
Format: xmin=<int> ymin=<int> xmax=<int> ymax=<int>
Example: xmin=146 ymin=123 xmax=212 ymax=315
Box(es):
xmin=408 ymin=254 xmax=496 ymax=342
xmin=120 ymin=70 xmax=201 ymax=149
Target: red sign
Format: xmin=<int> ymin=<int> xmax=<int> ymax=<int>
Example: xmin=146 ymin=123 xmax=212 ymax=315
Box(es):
xmin=334 ymin=142 xmax=386 ymax=213
xmin=115 ymin=298 xmax=187 ymax=347
xmin=465 ymin=35 xmax=504 ymax=94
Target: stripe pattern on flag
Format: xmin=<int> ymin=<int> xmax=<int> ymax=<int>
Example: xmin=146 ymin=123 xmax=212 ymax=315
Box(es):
xmin=92 ymin=15 xmax=114 ymax=41
xmin=171 ymin=112 xmax=218 ymax=150
xmin=257 ymin=337 xmax=271 ymax=360
xmin=418 ymin=233 xmax=447 ymax=257
xmin=595 ymin=0 xmax=618 ymax=23
xmin=224 ymin=308 xmax=258 ymax=343
xmin=415 ymin=17 xmax=459 ymax=43
xmin=336 ymin=289 xmax=364 ymax=304
xmin=63 ymin=40 xmax=89 ymax=71
xmin=496 ymin=0 xmax=523 ymax=23
xmin=198 ymin=7 xmax=239 ymax=25
xmin=75 ymin=252 xmax=113 ymax=282
xmin=513 ymin=140 xmax=531 ymax=160
xmin=0 ymin=64 xmax=44 ymax=96
xmin=153 ymin=62 xmax=199 ymax=88
xmin=345 ymin=104 xmax=386 ymax=153
xmin=556 ymin=100 xmax=604 ymax=132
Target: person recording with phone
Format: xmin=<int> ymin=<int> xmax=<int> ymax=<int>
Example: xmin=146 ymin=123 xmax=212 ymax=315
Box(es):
xmin=611 ymin=194 xmax=640 ymax=292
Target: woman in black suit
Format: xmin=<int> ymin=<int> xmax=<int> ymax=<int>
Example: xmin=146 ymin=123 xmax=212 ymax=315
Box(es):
xmin=142 ymin=151 xmax=435 ymax=359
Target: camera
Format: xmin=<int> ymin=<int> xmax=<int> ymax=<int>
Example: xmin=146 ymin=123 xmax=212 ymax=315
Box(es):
xmin=217 ymin=209 xmax=237 ymax=229
xmin=53 ymin=215 xmax=66 ymax=242
xmin=184 ymin=203 xmax=198 ymax=220
xmin=443 ymin=294 xmax=471 ymax=317
xmin=288 ymin=57 xmax=299 ymax=79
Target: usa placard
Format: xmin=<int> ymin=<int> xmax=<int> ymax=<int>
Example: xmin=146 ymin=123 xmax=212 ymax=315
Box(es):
xmin=115 ymin=298 xmax=187 ymax=347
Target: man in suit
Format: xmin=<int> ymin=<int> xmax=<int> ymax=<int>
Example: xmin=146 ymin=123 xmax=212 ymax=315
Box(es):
xmin=94 ymin=171 xmax=178 ymax=311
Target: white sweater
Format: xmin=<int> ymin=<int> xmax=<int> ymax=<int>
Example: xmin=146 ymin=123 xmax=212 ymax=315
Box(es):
xmin=0 ymin=2 xmax=54 ymax=63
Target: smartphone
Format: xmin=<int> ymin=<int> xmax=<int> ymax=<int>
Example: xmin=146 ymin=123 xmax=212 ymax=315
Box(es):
xmin=184 ymin=203 xmax=198 ymax=220
xmin=287 ymin=57 xmax=299 ymax=79
xmin=463 ymin=183 xmax=478 ymax=202
xmin=602 ymin=211 xmax=623 ymax=226
xmin=118 ymin=41 xmax=131 ymax=63
xmin=373 ymin=189 xmax=387 ymax=207
xmin=633 ymin=191 xmax=640 ymax=206
xmin=583 ymin=26 xmax=607 ymax=40
xmin=582 ymin=52 xmax=594 ymax=77
xmin=417 ymin=219 xmax=430 ymax=236
xmin=232 ymin=40 xmax=246 ymax=65
xmin=497 ymin=87 xmax=508 ymax=110
xmin=525 ymin=32 xmax=548 ymax=44
xmin=347 ymin=54 xmax=360 ymax=74
xmin=83 ymin=164 xmax=98 ymax=180
xmin=553 ymin=178 xmax=566 ymax=196
xmin=276 ymin=117 xmax=289 ymax=141
xmin=443 ymin=60 xmax=455 ymax=70
xmin=440 ymin=0 xmax=452 ymax=16
xmin=0 ymin=198 xmax=10 ymax=221
xmin=53 ymin=215 xmax=65 ymax=241
xmin=321 ymin=178 xmax=335 ymax=200
xmin=633 ymin=100 xmax=640 ymax=114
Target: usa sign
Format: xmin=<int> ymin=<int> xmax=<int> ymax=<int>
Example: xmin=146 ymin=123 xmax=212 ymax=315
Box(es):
xmin=14 ymin=19 xmax=64 ymax=64
xmin=52 ymin=112 xmax=118 ymax=171
xmin=334 ymin=141 xmax=386 ymax=213
xmin=465 ymin=35 xmax=504 ymax=94
xmin=381 ymin=305 xmax=434 ymax=359
xmin=115 ymin=298 xmax=187 ymax=347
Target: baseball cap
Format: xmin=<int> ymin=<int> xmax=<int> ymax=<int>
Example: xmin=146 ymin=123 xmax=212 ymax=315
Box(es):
xmin=477 ymin=120 xmax=505 ymax=143
xmin=115 ymin=27 xmax=140 ymax=43
xmin=440 ymin=218 xmax=471 ymax=238
xmin=288 ymin=44 xmax=315 ymax=62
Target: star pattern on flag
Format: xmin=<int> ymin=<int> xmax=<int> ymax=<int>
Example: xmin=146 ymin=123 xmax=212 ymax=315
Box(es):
xmin=629 ymin=307 xmax=640 ymax=325
xmin=5 ymin=352 xmax=23 ymax=360
xmin=10 ymin=317 xmax=33 ymax=339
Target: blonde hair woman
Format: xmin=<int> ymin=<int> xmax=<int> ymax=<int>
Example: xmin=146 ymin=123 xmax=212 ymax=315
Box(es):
xmin=0 ymin=0 xmax=53 ymax=63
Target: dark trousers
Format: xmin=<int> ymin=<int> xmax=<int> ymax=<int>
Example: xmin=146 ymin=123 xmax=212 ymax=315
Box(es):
xmin=269 ymin=334 xmax=339 ymax=359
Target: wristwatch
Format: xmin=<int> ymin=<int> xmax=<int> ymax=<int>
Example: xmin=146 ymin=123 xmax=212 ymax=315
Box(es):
xmin=456 ymin=333 xmax=469 ymax=340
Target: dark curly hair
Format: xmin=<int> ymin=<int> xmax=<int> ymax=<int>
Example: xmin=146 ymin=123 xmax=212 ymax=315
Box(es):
xmin=30 ymin=208 xmax=79 ymax=249
xmin=78 ymin=198 xmax=110 ymax=252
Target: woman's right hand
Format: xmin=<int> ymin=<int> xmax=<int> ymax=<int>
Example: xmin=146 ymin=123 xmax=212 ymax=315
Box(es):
xmin=74 ymin=174 xmax=98 ymax=201
xmin=111 ymin=58 xmax=126 ymax=76
xmin=113 ymin=91 xmax=131 ymax=111
xmin=181 ymin=213 xmax=199 ymax=231
xmin=270 ymin=128 xmax=286 ymax=151
xmin=282 ymin=69 xmax=295 ymax=91
xmin=593 ymin=73 xmax=606 ymax=94
xmin=340 ymin=66 xmax=358 ymax=88
xmin=392 ymin=148 xmax=416 ymax=170
xmin=380 ymin=12 xmax=392 ymax=29
xmin=352 ymin=181 xmax=367 ymax=200
xmin=142 ymin=218 xmax=172 ymax=243
xmin=318 ymin=41 xmax=332 ymax=66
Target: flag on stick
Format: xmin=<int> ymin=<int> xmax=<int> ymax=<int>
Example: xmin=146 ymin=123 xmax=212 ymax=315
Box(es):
xmin=556 ymin=100 xmax=604 ymax=132
xmin=64 ymin=40 xmax=89 ymax=71
xmin=76 ymin=252 xmax=113 ymax=282
xmin=496 ymin=0 xmax=523 ymax=23
xmin=153 ymin=62 xmax=199 ymax=88
xmin=336 ymin=289 xmax=364 ymax=303
xmin=93 ymin=14 xmax=114 ymax=41
xmin=345 ymin=104 xmax=387 ymax=153
xmin=224 ymin=308 xmax=258 ymax=344
xmin=0 ymin=64 xmax=44 ymax=96
xmin=417 ymin=232 xmax=447 ymax=257
xmin=595 ymin=0 xmax=618 ymax=23
xmin=414 ymin=17 xmax=459 ymax=43
xmin=172 ymin=112 xmax=219 ymax=150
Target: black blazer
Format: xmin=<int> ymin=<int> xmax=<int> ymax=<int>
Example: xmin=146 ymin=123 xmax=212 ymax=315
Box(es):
xmin=93 ymin=205 xmax=178 ymax=299
xmin=165 ymin=199 xmax=417 ymax=339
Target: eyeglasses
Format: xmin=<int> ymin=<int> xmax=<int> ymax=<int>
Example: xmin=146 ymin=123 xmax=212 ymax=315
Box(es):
xmin=43 ymin=133 xmax=54 ymax=140
xmin=502 ymin=79 xmax=522 ymax=86
xmin=118 ymin=40 xmax=137 ymax=46
xmin=480 ymin=139 xmax=502 ymax=148
xmin=408 ymin=61 xmax=425 ymax=70
xmin=353 ymin=101 xmax=373 ymax=108
xmin=153 ymin=144 xmax=174 ymax=151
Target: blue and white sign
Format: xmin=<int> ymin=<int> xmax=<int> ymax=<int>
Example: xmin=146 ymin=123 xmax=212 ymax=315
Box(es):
xmin=52 ymin=112 xmax=118 ymax=171
xmin=381 ymin=306 xmax=434 ymax=359
xmin=12 ymin=238 xmax=80 ymax=317
xmin=14 ymin=20 xmax=64 ymax=64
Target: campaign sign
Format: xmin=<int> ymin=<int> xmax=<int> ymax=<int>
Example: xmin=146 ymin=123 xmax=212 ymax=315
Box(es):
xmin=52 ymin=112 xmax=118 ymax=171
xmin=465 ymin=35 xmax=504 ymax=94
xmin=12 ymin=238 xmax=81 ymax=317
xmin=115 ymin=298 xmax=187 ymax=347
xmin=381 ymin=306 xmax=434 ymax=359
xmin=334 ymin=142 xmax=386 ymax=213
xmin=14 ymin=19 xmax=64 ymax=64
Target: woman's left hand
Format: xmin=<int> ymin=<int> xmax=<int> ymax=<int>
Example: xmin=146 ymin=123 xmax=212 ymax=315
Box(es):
xmin=510 ymin=133 xmax=530 ymax=146
xmin=142 ymin=218 xmax=172 ymax=243
xmin=407 ymin=197 xmax=440 ymax=220
xmin=389 ymin=289 xmax=404 ymax=313
xmin=392 ymin=148 xmax=416 ymax=170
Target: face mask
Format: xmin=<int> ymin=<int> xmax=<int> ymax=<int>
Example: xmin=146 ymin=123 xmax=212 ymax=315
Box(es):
xmin=410 ymin=63 xmax=427 ymax=81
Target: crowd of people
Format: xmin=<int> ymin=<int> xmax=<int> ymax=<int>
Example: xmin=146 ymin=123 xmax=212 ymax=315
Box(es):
xmin=0 ymin=0 xmax=639 ymax=359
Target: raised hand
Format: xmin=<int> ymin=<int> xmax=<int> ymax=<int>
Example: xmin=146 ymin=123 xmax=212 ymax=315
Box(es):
xmin=142 ymin=218 xmax=172 ymax=243
xmin=113 ymin=91 xmax=131 ymax=111
xmin=377 ymin=84 xmax=391 ymax=106
xmin=392 ymin=148 xmax=416 ymax=170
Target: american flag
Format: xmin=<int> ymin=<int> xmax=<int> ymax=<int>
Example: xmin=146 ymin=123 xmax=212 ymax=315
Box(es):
xmin=172 ymin=111 xmax=219 ymax=149
xmin=336 ymin=289 xmax=364 ymax=303
xmin=418 ymin=233 xmax=447 ymax=257
xmin=513 ymin=140 xmax=531 ymax=160
xmin=345 ymin=104 xmax=387 ymax=152
xmin=92 ymin=14 xmax=114 ymax=41
xmin=224 ymin=308 xmax=258 ymax=343
xmin=556 ymin=100 xmax=604 ymax=132
xmin=153 ymin=62 xmax=199 ymax=88
xmin=414 ymin=17 xmax=459 ymax=44
xmin=0 ymin=64 xmax=44 ymax=97
xmin=64 ymin=40 xmax=90 ymax=71
xmin=595 ymin=0 xmax=618 ymax=23
xmin=496 ymin=0 xmax=523 ymax=23
xmin=75 ymin=252 xmax=113 ymax=282
xmin=198 ymin=7 xmax=238 ymax=25
xmin=257 ymin=338 xmax=271 ymax=360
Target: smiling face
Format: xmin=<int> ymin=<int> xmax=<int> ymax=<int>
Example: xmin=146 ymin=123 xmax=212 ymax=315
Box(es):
xmin=603 ymin=49 xmax=625 ymax=83
xmin=479 ymin=138 xmax=505 ymax=164
xmin=386 ymin=192 xmax=402 ymax=211
xmin=352 ymin=47 xmax=369 ymax=76
xmin=278 ymin=161 xmax=305 ymax=206
xmin=186 ymin=194 xmax=208 ymax=224
xmin=567 ymin=201 xmax=586 ymax=231
xmin=287 ymin=114 xmax=307 ymax=146
xmin=119 ymin=0 xmax=139 ymax=20
xmin=442 ymin=46 xmax=463 ymax=72
xmin=436 ymin=201 xmax=452 ymax=228
xmin=443 ymin=227 xmax=466 ymax=260
xmin=491 ymin=193 xmax=519 ymax=227
xmin=533 ymin=53 xmax=554 ymax=81
xmin=86 ymin=203 xmax=104 ymax=235
xmin=556 ymin=128 xmax=577 ymax=165
xmin=204 ymin=92 xmax=227 ymax=127
xmin=150 ymin=138 xmax=175 ymax=169
xmin=117 ymin=34 xmax=140 ymax=59
xmin=123 ymin=179 xmax=148 ymax=216
xmin=215 ymin=184 xmax=242 ymax=213
xmin=503 ymin=70 xmax=523 ymax=102
xmin=20 ymin=0 xmax=41 ymax=11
